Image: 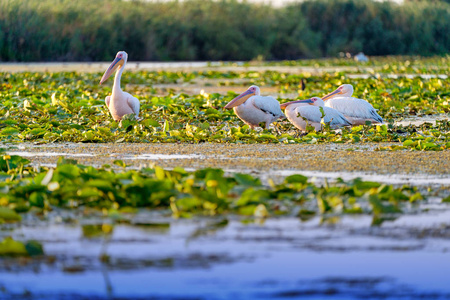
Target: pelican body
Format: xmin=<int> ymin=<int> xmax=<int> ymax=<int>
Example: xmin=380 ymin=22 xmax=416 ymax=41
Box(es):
xmin=322 ymin=84 xmax=383 ymax=125
xmin=280 ymin=97 xmax=351 ymax=131
xmin=224 ymin=85 xmax=284 ymax=129
xmin=100 ymin=51 xmax=140 ymax=121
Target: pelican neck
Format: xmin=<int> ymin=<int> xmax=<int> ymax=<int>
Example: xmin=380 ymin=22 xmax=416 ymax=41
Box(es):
xmin=113 ymin=62 xmax=126 ymax=94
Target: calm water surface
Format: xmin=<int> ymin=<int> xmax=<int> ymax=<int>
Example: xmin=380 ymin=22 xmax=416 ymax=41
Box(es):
xmin=1 ymin=209 xmax=450 ymax=299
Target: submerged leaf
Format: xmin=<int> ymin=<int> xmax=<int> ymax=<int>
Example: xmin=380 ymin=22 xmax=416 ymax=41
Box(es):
xmin=0 ymin=237 xmax=28 ymax=256
xmin=25 ymin=240 xmax=44 ymax=256
xmin=0 ymin=207 xmax=21 ymax=222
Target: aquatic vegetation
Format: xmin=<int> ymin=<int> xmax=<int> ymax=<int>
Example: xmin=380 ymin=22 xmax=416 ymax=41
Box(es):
xmin=0 ymin=57 xmax=448 ymax=150
xmin=0 ymin=237 xmax=44 ymax=256
xmin=0 ymin=155 xmax=429 ymax=219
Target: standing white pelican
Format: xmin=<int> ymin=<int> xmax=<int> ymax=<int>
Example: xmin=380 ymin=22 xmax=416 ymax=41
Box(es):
xmin=224 ymin=85 xmax=284 ymax=129
xmin=100 ymin=51 xmax=140 ymax=121
xmin=280 ymin=97 xmax=351 ymax=131
xmin=322 ymin=84 xmax=383 ymax=125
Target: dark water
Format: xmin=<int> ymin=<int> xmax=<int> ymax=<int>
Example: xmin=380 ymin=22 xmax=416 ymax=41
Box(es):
xmin=1 ymin=206 xmax=450 ymax=299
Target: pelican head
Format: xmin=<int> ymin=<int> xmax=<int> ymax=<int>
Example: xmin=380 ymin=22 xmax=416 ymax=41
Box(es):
xmin=100 ymin=51 xmax=128 ymax=84
xmin=280 ymin=97 xmax=324 ymax=109
xmin=322 ymin=84 xmax=353 ymax=100
xmin=224 ymin=85 xmax=260 ymax=109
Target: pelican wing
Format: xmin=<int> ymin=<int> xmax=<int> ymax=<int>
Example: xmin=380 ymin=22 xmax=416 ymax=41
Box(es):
xmin=125 ymin=93 xmax=140 ymax=117
xmin=252 ymin=96 xmax=284 ymax=118
xmin=325 ymin=97 xmax=383 ymax=123
xmin=295 ymin=106 xmax=350 ymax=126
xmin=322 ymin=107 xmax=352 ymax=126
xmin=294 ymin=106 xmax=323 ymax=123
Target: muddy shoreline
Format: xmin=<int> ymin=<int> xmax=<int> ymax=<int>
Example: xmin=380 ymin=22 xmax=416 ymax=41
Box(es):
xmin=4 ymin=142 xmax=450 ymax=188
xmin=6 ymin=142 xmax=449 ymax=173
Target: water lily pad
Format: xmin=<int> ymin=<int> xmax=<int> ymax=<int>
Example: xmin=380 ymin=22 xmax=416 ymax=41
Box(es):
xmin=0 ymin=207 xmax=21 ymax=222
xmin=25 ymin=240 xmax=44 ymax=256
xmin=0 ymin=237 xmax=28 ymax=256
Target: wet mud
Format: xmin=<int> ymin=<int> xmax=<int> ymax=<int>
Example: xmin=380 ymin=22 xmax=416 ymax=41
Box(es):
xmin=5 ymin=142 xmax=450 ymax=186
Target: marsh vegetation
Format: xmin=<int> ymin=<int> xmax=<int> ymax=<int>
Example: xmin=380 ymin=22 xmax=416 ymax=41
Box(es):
xmin=1 ymin=0 xmax=449 ymax=61
xmin=0 ymin=56 xmax=449 ymax=299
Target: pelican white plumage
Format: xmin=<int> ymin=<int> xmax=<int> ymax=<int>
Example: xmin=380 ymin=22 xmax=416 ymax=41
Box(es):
xmin=322 ymin=84 xmax=383 ymax=125
xmin=224 ymin=85 xmax=284 ymax=129
xmin=280 ymin=97 xmax=351 ymax=131
xmin=100 ymin=51 xmax=140 ymax=121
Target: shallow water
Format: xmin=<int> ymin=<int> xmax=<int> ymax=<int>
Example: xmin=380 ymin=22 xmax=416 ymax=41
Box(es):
xmin=394 ymin=114 xmax=450 ymax=127
xmin=2 ymin=62 xmax=447 ymax=80
xmin=258 ymin=169 xmax=450 ymax=186
xmin=1 ymin=209 xmax=450 ymax=299
xmin=0 ymin=62 xmax=361 ymax=74
xmin=6 ymin=151 xmax=95 ymax=158
xmin=7 ymin=151 xmax=201 ymax=161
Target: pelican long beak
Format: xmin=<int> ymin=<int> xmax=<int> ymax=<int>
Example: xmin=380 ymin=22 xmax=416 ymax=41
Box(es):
xmin=224 ymin=90 xmax=255 ymax=109
xmin=322 ymin=89 xmax=342 ymax=100
xmin=280 ymin=99 xmax=313 ymax=109
xmin=100 ymin=57 xmax=123 ymax=84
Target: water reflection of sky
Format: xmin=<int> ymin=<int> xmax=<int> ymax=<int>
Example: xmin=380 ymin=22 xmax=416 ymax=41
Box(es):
xmin=1 ymin=211 xmax=450 ymax=299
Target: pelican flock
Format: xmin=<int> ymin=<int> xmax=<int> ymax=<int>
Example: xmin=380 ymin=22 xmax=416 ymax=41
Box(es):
xmin=224 ymin=85 xmax=285 ymax=129
xmin=98 ymin=51 xmax=385 ymax=134
xmin=280 ymin=97 xmax=351 ymax=131
xmin=100 ymin=51 xmax=140 ymax=121
xmin=322 ymin=84 xmax=383 ymax=125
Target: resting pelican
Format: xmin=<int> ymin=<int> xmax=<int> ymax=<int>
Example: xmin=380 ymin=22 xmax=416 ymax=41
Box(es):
xmin=322 ymin=84 xmax=383 ymax=125
xmin=280 ymin=97 xmax=351 ymax=131
xmin=224 ymin=85 xmax=284 ymax=129
xmin=100 ymin=51 xmax=140 ymax=121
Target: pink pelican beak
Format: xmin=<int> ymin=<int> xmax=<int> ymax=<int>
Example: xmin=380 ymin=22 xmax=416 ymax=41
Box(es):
xmin=100 ymin=56 xmax=123 ymax=84
xmin=224 ymin=89 xmax=256 ymax=109
xmin=322 ymin=88 xmax=343 ymax=100
xmin=280 ymin=98 xmax=313 ymax=109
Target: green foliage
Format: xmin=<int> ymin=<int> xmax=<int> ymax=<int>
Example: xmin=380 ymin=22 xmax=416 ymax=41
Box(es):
xmin=0 ymin=0 xmax=449 ymax=61
xmin=24 ymin=240 xmax=45 ymax=256
xmin=0 ymin=58 xmax=449 ymax=150
xmin=0 ymin=237 xmax=44 ymax=256
xmin=0 ymin=207 xmax=21 ymax=222
xmin=0 ymin=237 xmax=27 ymax=256
xmin=299 ymin=0 xmax=450 ymax=56
xmin=0 ymin=154 xmax=428 ymax=218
